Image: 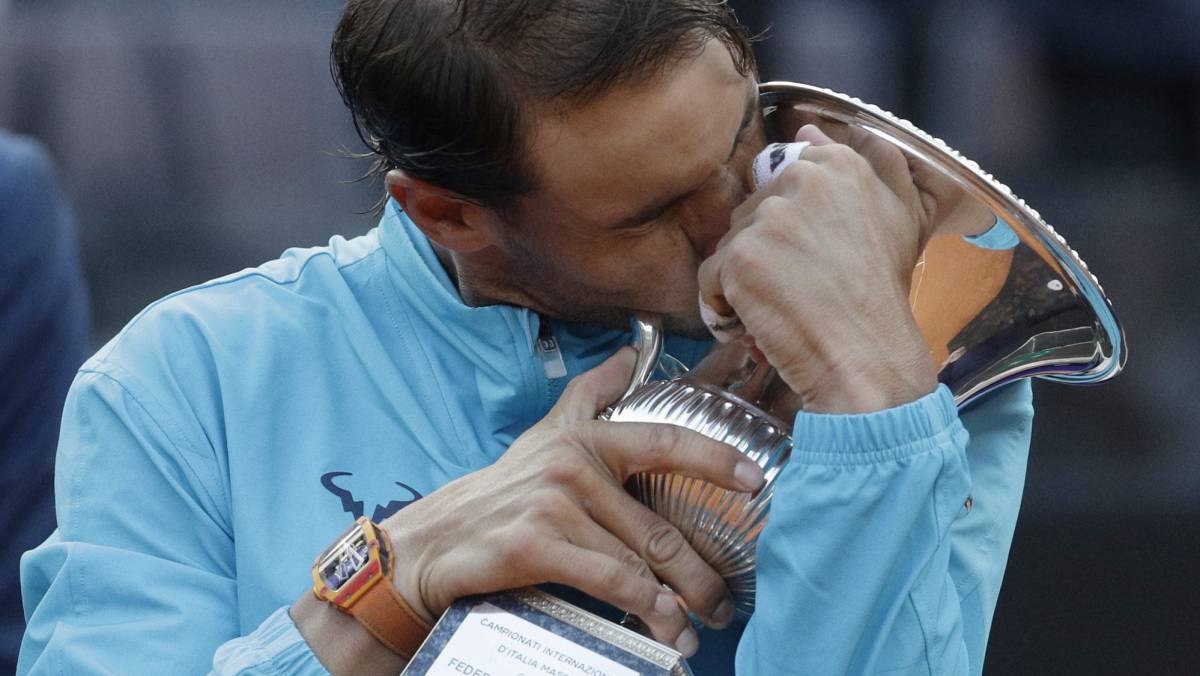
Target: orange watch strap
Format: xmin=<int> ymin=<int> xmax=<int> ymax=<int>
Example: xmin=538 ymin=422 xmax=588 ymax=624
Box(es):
xmin=346 ymin=526 xmax=433 ymax=659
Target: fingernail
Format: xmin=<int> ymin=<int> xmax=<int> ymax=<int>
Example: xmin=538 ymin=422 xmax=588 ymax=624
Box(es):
xmin=654 ymin=591 xmax=677 ymax=617
xmin=675 ymin=627 xmax=699 ymax=657
xmin=713 ymin=597 xmax=735 ymax=627
xmin=735 ymin=461 xmax=764 ymax=491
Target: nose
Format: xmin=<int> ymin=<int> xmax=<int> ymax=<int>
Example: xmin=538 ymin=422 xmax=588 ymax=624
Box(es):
xmin=682 ymin=169 xmax=746 ymax=260
xmin=682 ymin=211 xmax=726 ymax=260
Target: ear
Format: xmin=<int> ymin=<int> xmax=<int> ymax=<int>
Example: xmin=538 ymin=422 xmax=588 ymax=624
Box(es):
xmin=385 ymin=169 xmax=501 ymax=253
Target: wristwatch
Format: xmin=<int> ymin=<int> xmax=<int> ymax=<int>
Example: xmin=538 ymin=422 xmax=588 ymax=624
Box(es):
xmin=311 ymin=516 xmax=433 ymax=659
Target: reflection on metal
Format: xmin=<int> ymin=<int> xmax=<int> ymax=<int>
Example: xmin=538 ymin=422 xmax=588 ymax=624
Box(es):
xmin=604 ymin=82 xmax=1128 ymax=618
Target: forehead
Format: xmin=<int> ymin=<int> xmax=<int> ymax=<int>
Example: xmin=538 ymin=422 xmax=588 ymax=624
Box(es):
xmin=525 ymin=40 xmax=752 ymax=227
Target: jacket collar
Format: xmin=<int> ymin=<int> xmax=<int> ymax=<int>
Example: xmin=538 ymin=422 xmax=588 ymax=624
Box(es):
xmin=375 ymin=199 xmax=712 ymax=466
xmin=377 ymin=199 xmax=543 ymax=354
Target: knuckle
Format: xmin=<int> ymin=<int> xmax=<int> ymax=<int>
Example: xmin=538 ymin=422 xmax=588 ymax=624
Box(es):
xmin=723 ymin=236 xmax=761 ymax=272
xmin=543 ymin=450 xmax=590 ymax=487
xmin=561 ymin=375 xmax=598 ymax=405
xmin=836 ymin=145 xmax=870 ymax=172
xmin=549 ymin=488 xmax=579 ymax=513
xmin=756 ymin=195 xmax=792 ymax=222
xmin=618 ymin=549 xmax=653 ymax=579
xmin=526 ymin=491 xmax=569 ymax=523
xmin=643 ymin=522 xmax=688 ymax=568
xmin=502 ymin=531 xmax=539 ymax=565
xmin=643 ymin=424 xmax=681 ymax=461
xmin=722 ymin=280 xmax=748 ymax=311
xmin=825 ymin=143 xmax=856 ymax=162
xmin=776 ymin=162 xmax=809 ymax=190
xmin=598 ymin=562 xmax=629 ymax=594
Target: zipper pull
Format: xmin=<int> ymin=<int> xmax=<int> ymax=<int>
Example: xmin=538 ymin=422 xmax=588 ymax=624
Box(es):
xmin=536 ymin=318 xmax=568 ymax=379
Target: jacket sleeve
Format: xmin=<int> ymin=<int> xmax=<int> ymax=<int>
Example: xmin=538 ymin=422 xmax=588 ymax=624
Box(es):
xmin=735 ymin=381 xmax=1033 ymax=675
xmin=18 ymin=367 xmax=329 ymax=675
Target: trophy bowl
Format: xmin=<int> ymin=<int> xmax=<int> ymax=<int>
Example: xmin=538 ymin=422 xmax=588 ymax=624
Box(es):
xmin=603 ymin=82 xmax=1128 ymax=618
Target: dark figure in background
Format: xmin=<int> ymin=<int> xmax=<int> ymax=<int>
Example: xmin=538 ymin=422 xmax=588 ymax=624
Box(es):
xmin=0 ymin=131 xmax=90 ymax=673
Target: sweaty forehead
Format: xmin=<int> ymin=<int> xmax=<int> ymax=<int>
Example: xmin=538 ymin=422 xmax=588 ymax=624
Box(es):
xmin=526 ymin=40 xmax=752 ymax=227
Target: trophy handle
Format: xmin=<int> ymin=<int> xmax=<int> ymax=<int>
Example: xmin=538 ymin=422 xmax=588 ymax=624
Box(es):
xmin=621 ymin=313 xmax=664 ymax=402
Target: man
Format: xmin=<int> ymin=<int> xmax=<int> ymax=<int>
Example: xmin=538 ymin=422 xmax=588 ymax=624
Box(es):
xmin=0 ymin=131 xmax=90 ymax=674
xmin=18 ymin=1 xmax=1033 ymax=674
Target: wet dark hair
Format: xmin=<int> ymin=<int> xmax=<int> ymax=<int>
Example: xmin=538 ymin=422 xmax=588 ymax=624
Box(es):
xmin=331 ymin=0 xmax=756 ymax=212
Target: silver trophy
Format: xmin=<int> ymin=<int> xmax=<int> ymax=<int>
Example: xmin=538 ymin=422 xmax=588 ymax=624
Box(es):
xmin=603 ymin=82 xmax=1128 ymax=618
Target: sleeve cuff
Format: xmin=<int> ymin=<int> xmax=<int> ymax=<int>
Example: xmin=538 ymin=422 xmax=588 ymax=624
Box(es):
xmin=962 ymin=215 xmax=1020 ymax=250
xmin=210 ymin=606 xmax=329 ymax=675
xmin=790 ymin=384 xmax=964 ymax=465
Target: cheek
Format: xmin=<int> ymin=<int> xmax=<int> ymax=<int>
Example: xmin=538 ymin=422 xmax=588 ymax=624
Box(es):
xmin=567 ymin=227 xmax=701 ymax=299
xmin=518 ymin=218 xmax=704 ymax=314
xmin=612 ymin=229 xmax=704 ymax=302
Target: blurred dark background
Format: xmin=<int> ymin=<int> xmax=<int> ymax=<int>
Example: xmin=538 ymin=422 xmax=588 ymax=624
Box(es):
xmin=1 ymin=1 xmax=1196 ymax=673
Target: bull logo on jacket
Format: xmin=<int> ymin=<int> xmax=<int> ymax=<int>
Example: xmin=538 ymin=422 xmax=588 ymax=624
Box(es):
xmin=320 ymin=471 xmax=423 ymax=522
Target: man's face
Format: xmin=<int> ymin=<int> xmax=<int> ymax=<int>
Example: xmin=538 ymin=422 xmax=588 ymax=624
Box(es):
xmin=495 ymin=40 xmax=765 ymax=338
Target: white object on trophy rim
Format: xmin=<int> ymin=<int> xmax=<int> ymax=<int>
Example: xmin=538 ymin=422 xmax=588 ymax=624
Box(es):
xmin=750 ymin=141 xmax=812 ymax=188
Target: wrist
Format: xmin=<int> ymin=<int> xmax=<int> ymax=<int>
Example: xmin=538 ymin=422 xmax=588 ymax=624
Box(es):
xmin=293 ymin=588 xmax=408 ymax=675
xmin=800 ymin=327 xmax=937 ymax=414
xmin=805 ymin=360 xmax=937 ymax=413
xmin=379 ymin=516 xmax=437 ymax=625
xmin=307 ymin=517 xmax=435 ymax=664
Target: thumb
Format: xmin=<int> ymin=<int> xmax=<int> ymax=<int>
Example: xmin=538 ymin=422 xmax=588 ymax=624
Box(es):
xmin=544 ymin=347 xmax=638 ymax=425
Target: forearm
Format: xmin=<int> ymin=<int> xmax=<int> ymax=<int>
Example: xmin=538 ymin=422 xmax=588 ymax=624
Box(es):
xmin=736 ymin=385 xmax=973 ymax=674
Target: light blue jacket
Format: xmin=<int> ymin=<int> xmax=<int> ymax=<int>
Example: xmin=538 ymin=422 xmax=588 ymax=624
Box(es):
xmin=19 ymin=203 xmax=1033 ymax=675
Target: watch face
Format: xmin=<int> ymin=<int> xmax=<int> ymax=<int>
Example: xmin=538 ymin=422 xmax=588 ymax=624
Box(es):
xmin=317 ymin=524 xmax=371 ymax=592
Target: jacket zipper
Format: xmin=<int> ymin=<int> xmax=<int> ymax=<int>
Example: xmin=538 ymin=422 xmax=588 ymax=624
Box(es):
xmin=536 ymin=317 xmax=569 ymax=407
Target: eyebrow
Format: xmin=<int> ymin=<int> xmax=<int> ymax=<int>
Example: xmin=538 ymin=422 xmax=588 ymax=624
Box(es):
xmin=607 ymin=84 xmax=760 ymax=230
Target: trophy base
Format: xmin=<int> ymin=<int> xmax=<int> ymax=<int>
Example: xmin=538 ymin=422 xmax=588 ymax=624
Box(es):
xmin=403 ymin=588 xmax=692 ymax=676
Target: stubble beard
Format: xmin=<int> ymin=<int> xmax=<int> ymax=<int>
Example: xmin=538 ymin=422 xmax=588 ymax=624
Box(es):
xmin=502 ymin=240 xmax=711 ymax=340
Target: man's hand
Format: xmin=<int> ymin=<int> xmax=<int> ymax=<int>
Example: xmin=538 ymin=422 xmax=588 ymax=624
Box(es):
xmin=698 ymin=124 xmax=939 ymax=413
xmin=296 ymin=349 xmax=761 ymax=672
xmin=385 ymin=348 xmax=762 ymax=652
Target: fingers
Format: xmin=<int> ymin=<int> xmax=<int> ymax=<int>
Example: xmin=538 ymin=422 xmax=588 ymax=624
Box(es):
xmin=696 ymin=246 xmax=736 ymax=344
xmin=543 ymin=541 xmax=700 ymax=657
xmin=795 ymin=123 xmax=836 ymax=147
xmin=698 ymin=136 xmax=824 ymax=339
xmin=546 ymin=347 xmax=638 ymax=425
xmin=575 ymin=420 xmax=763 ymax=493
xmin=797 ymin=122 xmax=928 ymax=234
xmin=567 ymin=420 xmax=761 ymax=626
xmin=789 ymin=123 xmax=912 ymax=206
xmin=564 ymin=520 xmax=695 ymax=651
xmin=698 ymin=290 xmax=743 ymax=343
xmin=582 ymin=477 xmax=737 ymax=630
